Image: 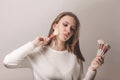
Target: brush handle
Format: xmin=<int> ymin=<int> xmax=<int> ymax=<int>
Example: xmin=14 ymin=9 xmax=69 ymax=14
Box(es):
xmin=48 ymin=34 xmax=55 ymax=39
xmin=48 ymin=30 xmax=58 ymax=39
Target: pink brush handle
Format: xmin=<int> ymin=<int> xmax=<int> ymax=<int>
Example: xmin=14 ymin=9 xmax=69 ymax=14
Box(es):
xmin=48 ymin=33 xmax=55 ymax=39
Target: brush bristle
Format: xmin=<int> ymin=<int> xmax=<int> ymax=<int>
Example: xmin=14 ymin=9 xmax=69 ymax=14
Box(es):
xmin=53 ymin=30 xmax=59 ymax=35
xmin=97 ymin=39 xmax=104 ymax=44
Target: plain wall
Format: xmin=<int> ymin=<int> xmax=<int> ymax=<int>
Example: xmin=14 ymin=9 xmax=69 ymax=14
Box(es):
xmin=0 ymin=0 xmax=120 ymax=80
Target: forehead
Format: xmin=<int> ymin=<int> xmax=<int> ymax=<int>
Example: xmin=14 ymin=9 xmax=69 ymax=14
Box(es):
xmin=59 ymin=15 xmax=76 ymax=26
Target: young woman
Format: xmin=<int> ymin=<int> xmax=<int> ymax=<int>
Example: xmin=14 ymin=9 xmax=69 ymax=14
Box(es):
xmin=3 ymin=12 xmax=105 ymax=80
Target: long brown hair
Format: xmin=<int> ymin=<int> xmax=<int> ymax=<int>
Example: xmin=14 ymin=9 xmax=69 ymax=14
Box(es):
xmin=47 ymin=12 xmax=85 ymax=61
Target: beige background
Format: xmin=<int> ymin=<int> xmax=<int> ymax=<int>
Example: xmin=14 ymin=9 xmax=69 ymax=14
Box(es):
xmin=0 ymin=0 xmax=119 ymax=80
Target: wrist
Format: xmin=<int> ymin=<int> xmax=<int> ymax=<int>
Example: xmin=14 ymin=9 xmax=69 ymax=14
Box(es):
xmin=88 ymin=66 xmax=97 ymax=71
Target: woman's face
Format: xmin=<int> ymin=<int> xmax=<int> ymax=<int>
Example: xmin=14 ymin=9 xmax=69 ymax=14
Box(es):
xmin=53 ymin=15 xmax=76 ymax=42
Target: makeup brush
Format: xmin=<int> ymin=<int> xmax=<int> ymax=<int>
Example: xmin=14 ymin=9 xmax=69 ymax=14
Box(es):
xmin=97 ymin=40 xmax=105 ymax=55
xmin=48 ymin=30 xmax=59 ymax=40
xmin=97 ymin=39 xmax=111 ymax=56
xmin=38 ymin=30 xmax=59 ymax=49
xmin=101 ymin=43 xmax=111 ymax=56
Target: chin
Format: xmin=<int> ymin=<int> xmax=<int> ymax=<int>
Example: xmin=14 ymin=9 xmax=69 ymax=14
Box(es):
xmin=61 ymin=37 xmax=70 ymax=42
xmin=58 ymin=36 xmax=70 ymax=42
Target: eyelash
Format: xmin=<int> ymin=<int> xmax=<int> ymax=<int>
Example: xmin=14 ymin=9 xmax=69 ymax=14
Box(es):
xmin=63 ymin=23 xmax=75 ymax=32
xmin=71 ymin=28 xmax=75 ymax=32
xmin=63 ymin=23 xmax=68 ymax=27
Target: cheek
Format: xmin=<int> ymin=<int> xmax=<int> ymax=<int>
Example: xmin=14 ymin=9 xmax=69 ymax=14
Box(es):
xmin=58 ymin=29 xmax=63 ymax=36
xmin=57 ymin=26 xmax=64 ymax=34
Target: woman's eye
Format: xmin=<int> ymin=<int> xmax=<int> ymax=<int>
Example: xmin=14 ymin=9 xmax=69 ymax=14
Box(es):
xmin=63 ymin=23 xmax=68 ymax=27
xmin=71 ymin=28 xmax=75 ymax=32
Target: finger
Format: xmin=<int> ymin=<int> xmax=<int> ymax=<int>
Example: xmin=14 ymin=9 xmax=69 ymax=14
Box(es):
xmin=39 ymin=37 xmax=44 ymax=41
xmin=39 ymin=37 xmax=49 ymax=42
xmin=96 ymin=60 xmax=104 ymax=65
xmin=94 ymin=59 xmax=103 ymax=65
xmin=37 ymin=36 xmax=45 ymax=41
xmin=41 ymin=37 xmax=51 ymax=45
xmin=95 ymin=56 xmax=104 ymax=63
xmin=96 ymin=56 xmax=104 ymax=65
xmin=96 ymin=55 xmax=104 ymax=60
xmin=45 ymin=37 xmax=50 ymax=42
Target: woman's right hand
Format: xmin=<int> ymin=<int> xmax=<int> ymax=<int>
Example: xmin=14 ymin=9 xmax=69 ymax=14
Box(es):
xmin=32 ymin=36 xmax=50 ymax=48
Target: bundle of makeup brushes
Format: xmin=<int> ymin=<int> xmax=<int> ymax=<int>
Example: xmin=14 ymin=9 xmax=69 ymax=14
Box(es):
xmin=97 ymin=40 xmax=111 ymax=56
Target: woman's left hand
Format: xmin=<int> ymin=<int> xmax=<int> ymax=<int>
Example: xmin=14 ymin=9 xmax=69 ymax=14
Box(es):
xmin=89 ymin=55 xmax=104 ymax=71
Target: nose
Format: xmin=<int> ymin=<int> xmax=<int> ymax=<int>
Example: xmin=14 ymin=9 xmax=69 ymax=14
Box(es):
xmin=66 ymin=27 xmax=71 ymax=35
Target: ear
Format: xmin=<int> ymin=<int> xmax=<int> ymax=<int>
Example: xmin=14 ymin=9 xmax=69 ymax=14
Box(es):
xmin=52 ymin=23 xmax=57 ymax=30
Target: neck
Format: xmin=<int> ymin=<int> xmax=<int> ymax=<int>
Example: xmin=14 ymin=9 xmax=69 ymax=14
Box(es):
xmin=50 ymin=39 xmax=67 ymax=51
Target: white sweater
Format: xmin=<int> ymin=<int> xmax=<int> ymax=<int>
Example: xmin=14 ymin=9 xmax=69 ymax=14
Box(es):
xmin=3 ymin=42 xmax=96 ymax=80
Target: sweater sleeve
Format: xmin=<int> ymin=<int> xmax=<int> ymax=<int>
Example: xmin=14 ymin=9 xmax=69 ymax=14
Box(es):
xmin=3 ymin=42 xmax=37 ymax=68
xmin=83 ymin=69 xmax=96 ymax=80
xmin=79 ymin=61 xmax=97 ymax=80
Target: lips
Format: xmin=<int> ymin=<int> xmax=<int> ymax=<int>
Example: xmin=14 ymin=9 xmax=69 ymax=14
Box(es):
xmin=63 ymin=34 xmax=69 ymax=39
